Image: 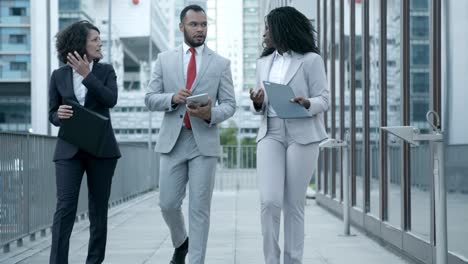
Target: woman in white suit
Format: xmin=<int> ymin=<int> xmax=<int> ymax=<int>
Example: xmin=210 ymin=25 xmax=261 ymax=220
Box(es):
xmin=249 ymin=6 xmax=329 ymax=264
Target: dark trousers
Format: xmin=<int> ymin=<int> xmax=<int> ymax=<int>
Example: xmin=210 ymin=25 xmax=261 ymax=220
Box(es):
xmin=49 ymin=150 xmax=117 ymax=264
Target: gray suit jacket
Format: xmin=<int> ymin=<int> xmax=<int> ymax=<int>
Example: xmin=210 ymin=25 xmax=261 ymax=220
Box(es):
xmin=252 ymin=51 xmax=329 ymax=144
xmin=145 ymin=45 xmax=236 ymax=156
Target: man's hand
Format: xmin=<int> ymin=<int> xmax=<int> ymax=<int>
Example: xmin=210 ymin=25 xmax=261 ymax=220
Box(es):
xmin=172 ymin=89 xmax=192 ymax=104
xmin=57 ymin=105 xmax=73 ymax=119
xmin=186 ymin=98 xmax=212 ymax=121
xmin=290 ymin=96 xmax=311 ymax=109
xmin=67 ymin=51 xmax=91 ymax=78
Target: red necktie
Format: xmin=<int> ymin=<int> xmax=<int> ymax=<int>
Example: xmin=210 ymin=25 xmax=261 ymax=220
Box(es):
xmin=184 ymin=47 xmax=196 ymax=129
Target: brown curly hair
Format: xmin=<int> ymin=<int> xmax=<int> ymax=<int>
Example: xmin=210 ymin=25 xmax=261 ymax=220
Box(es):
xmin=55 ymin=20 xmax=100 ymax=64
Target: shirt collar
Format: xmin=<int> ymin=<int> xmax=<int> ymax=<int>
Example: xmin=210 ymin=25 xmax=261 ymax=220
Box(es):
xmin=183 ymin=42 xmax=205 ymax=55
xmin=274 ymin=50 xmax=292 ymax=60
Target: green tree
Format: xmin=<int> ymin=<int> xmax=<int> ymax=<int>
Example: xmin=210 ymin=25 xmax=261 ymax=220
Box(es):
xmin=240 ymin=137 xmax=256 ymax=168
xmin=219 ymin=122 xmax=257 ymax=168
xmin=220 ymin=126 xmax=238 ymax=145
xmin=241 ymin=137 xmax=256 ymax=145
xmin=219 ymin=121 xmax=239 ymax=168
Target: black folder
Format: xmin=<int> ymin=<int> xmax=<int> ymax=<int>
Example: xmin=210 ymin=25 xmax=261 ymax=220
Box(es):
xmin=58 ymin=100 xmax=110 ymax=156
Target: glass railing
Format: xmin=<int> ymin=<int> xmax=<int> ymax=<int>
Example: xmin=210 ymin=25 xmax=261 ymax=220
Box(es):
xmin=0 ymin=133 xmax=159 ymax=250
xmin=0 ymin=123 xmax=30 ymax=132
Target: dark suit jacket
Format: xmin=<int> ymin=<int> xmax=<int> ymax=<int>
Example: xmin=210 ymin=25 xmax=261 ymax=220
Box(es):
xmin=48 ymin=63 xmax=121 ymax=161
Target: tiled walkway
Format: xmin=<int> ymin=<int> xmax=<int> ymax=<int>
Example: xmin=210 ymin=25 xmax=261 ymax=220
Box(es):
xmin=1 ymin=190 xmax=411 ymax=264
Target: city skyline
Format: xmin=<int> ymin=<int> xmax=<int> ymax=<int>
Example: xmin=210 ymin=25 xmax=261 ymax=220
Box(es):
xmin=0 ymin=0 xmax=431 ymax=145
xmin=1 ymin=1 xmax=466 ymax=264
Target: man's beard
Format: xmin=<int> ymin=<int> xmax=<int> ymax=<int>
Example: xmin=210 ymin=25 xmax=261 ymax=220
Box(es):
xmin=184 ymin=29 xmax=205 ymax=47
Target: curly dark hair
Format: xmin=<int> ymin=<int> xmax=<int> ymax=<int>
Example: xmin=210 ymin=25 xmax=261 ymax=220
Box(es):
xmin=261 ymin=6 xmax=319 ymax=57
xmin=55 ymin=20 xmax=100 ymax=64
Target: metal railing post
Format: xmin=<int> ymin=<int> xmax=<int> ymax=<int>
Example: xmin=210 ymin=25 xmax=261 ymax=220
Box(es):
xmin=343 ymin=144 xmax=350 ymax=235
xmin=434 ymin=136 xmax=447 ymax=264
xmin=319 ymin=137 xmax=352 ymax=236
xmin=381 ymin=110 xmax=447 ymax=264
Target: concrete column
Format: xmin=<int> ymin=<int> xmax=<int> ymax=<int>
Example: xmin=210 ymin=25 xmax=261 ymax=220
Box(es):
xmin=31 ymin=0 xmax=58 ymax=135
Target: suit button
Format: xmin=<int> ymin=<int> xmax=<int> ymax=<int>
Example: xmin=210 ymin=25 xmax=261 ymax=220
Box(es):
xmin=180 ymin=115 xmax=183 ymax=118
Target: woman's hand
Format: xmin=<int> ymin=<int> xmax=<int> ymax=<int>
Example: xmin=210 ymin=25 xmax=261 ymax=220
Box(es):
xmin=57 ymin=105 xmax=73 ymax=119
xmin=290 ymin=96 xmax=311 ymax=109
xmin=67 ymin=51 xmax=91 ymax=78
xmin=249 ymin=88 xmax=265 ymax=106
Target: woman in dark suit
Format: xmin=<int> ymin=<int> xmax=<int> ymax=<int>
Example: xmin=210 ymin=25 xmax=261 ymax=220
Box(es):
xmin=48 ymin=20 xmax=120 ymax=264
xmin=249 ymin=7 xmax=329 ymax=264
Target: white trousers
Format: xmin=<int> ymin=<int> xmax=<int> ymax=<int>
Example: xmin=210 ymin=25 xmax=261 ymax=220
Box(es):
xmin=159 ymin=127 xmax=217 ymax=264
xmin=257 ymin=117 xmax=320 ymax=264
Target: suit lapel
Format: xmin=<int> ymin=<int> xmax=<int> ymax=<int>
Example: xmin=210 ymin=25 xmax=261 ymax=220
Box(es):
xmin=284 ymin=52 xmax=304 ymax=85
xmin=258 ymin=53 xmax=275 ymax=106
xmin=260 ymin=53 xmax=275 ymax=87
xmin=64 ymin=66 xmax=80 ymax=104
xmin=176 ymin=46 xmax=185 ymax=90
xmin=190 ymin=46 xmax=214 ymax=93
xmin=84 ymin=62 xmax=99 ymax=107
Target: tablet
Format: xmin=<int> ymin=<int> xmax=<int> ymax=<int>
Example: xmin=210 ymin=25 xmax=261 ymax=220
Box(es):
xmin=186 ymin=93 xmax=209 ymax=106
xmin=263 ymin=81 xmax=311 ymax=119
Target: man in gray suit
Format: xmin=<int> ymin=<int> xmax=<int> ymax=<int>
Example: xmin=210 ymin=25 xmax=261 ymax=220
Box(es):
xmin=145 ymin=4 xmax=236 ymax=264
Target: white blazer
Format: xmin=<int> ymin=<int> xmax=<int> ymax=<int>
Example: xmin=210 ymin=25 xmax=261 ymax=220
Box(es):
xmin=252 ymin=51 xmax=329 ymax=144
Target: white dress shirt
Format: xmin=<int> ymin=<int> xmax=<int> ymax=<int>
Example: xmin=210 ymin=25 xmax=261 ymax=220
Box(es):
xmin=72 ymin=61 xmax=94 ymax=106
xmin=267 ymin=50 xmax=292 ymax=117
xmin=182 ymin=42 xmax=204 ymax=85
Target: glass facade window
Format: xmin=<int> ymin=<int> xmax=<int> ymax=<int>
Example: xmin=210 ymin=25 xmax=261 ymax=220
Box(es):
xmin=354 ymin=4 xmax=364 ymax=209
xmin=124 ymin=81 xmax=141 ymax=91
xmin=386 ymin=0 xmax=401 ymax=228
xmin=411 ymin=72 xmax=429 ymax=93
xmin=369 ymin=0 xmax=381 ymax=216
xmin=444 ymin=0 xmax=468 ymax=256
xmin=0 ymin=0 xmax=29 ymax=24
xmin=411 ymin=44 xmax=429 ymax=66
xmin=326 ymin=0 xmax=332 ymax=196
xmin=9 ymin=34 xmax=26 ymax=44
xmin=411 ymin=0 xmax=428 ymax=10
xmin=0 ymin=97 xmax=31 ymax=132
xmin=10 ymin=62 xmax=27 ymax=71
xmin=10 ymin=7 xmax=26 ymax=16
xmin=333 ymin=0 xmax=341 ymax=200
xmin=411 ymin=101 xmax=428 ymax=122
xmin=59 ymin=18 xmax=80 ymax=30
xmin=0 ymin=28 xmax=31 ymax=51
xmin=59 ymin=0 xmax=80 ymax=11
xmin=316 ymin=0 xmax=466 ymax=262
xmin=409 ymin=0 xmax=431 ymax=241
xmin=0 ymin=1 xmax=31 ymax=132
xmin=0 ymin=55 xmax=31 ymax=79
xmin=411 ymin=16 xmax=429 ymax=39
